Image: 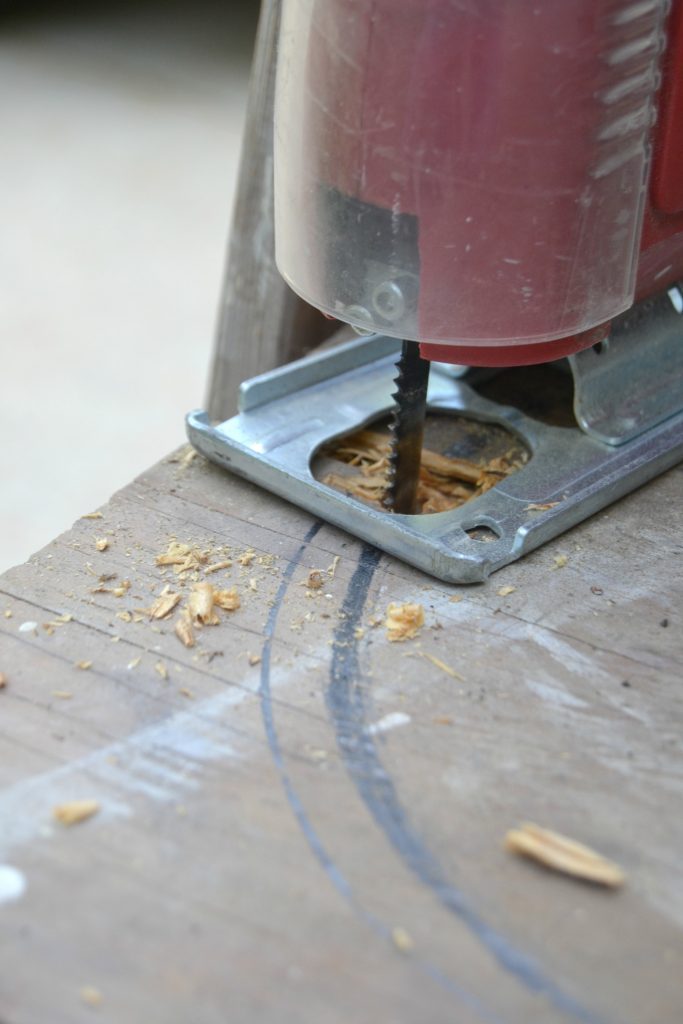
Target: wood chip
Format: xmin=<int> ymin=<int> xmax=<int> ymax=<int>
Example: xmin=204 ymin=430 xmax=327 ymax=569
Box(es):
xmin=421 ymin=651 xmax=464 ymax=680
xmin=552 ymin=554 xmax=568 ymax=569
xmin=154 ymin=661 xmax=169 ymax=680
xmin=385 ymin=602 xmax=424 ymax=642
xmin=3 ymin=609 xmax=12 ymax=618
xmin=53 ymin=799 xmax=100 ymax=826
xmin=52 ymin=690 xmax=73 ymax=700
xmin=0 ymin=673 xmax=7 ymax=689
xmin=248 ymin=653 xmax=262 ymax=666
xmin=214 ymin=587 xmax=240 ymax=613
xmin=179 ymin=687 xmax=195 ymax=699
xmin=391 ymin=926 xmax=414 ymax=953
xmin=146 ymin=586 xmax=182 ymax=620
xmin=75 ymin=660 xmax=92 ymax=670
xmin=237 ymin=549 xmax=256 ymax=567
xmin=80 ymin=985 xmax=103 ymax=1006
xmin=80 ymin=511 xmax=103 ymax=520
xmin=95 ymin=537 xmax=109 ymax=552
xmin=524 ymin=502 xmax=560 ymax=512
xmin=127 ymin=657 xmax=141 ymax=670
xmin=112 ymin=580 xmax=131 ymax=598
xmin=504 ymin=822 xmax=625 ymax=887
xmin=174 ymin=613 xmax=195 ymax=648
xmin=188 ymin=582 xmax=220 ymax=624
xmin=327 ymin=555 xmax=340 ymax=578
xmin=497 ymin=585 xmax=516 ymax=597
xmin=204 ymin=559 xmax=233 ymax=575
xmin=116 ymin=610 xmax=132 ymax=623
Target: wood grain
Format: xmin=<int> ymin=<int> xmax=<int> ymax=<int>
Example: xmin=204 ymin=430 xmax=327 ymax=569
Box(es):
xmin=0 ymin=449 xmax=681 ymax=1024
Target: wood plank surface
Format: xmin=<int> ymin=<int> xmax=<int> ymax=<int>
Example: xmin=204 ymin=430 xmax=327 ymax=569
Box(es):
xmin=0 ymin=449 xmax=681 ymax=1024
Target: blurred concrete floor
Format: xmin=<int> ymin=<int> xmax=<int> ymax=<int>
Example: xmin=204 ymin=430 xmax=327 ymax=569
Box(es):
xmin=0 ymin=0 xmax=258 ymax=571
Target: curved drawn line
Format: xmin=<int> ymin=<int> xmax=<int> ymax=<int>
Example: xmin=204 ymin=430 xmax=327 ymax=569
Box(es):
xmin=325 ymin=545 xmax=609 ymax=1024
xmin=258 ymin=524 xmax=502 ymax=1023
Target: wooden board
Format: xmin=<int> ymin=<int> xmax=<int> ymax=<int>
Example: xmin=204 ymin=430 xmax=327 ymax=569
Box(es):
xmin=0 ymin=448 xmax=681 ymax=1024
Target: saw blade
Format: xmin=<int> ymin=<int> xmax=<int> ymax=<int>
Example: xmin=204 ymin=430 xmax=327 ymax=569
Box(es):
xmin=384 ymin=339 xmax=430 ymax=515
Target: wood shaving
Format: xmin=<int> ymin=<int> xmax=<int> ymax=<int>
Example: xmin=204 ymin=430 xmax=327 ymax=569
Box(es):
xmin=552 ymin=554 xmax=568 ymax=570
xmin=75 ymin=660 xmax=92 ymax=670
xmin=188 ymin=582 xmax=220 ymax=625
xmin=174 ymin=613 xmax=195 ymax=648
xmin=80 ymin=986 xmax=103 ymax=1007
xmin=248 ymin=653 xmax=262 ymax=666
xmin=112 ymin=580 xmax=131 ymax=598
xmin=179 ymin=687 xmax=195 ymax=699
xmin=53 ymin=799 xmax=100 ymax=826
xmin=248 ymin=578 xmax=258 ymax=592
xmin=525 ymin=502 xmax=560 ymax=511
xmin=204 ymin=559 xmax=233 ymax=575
xmin=214 ymin=587 xmax=241 ymax=613
xmin=156 ymin=541 xmax=209 ymax=575
xmin=80 ymin=511 xmax=103 ymax=520
xmin=327 ymin=555 xmax=340 ymax=578
xmin=237 ymin=549 xmax=256 ymax=567
xmin=0 ymin=673 xmax=7 ymax=689
xmin=433 ymin=715 xmax=453 ymax=726
xmin=154 ymin=661 xmax=169 ymax=680
xmin=385 ymin=602 xmax=424 ymax=642
xmin=95 ymin=537 xmax=109 ymax=552
xmin=127 ymin=657 xmax=141 ymax=670
xmin=53 ymin=690 xmax=73 ymax=700
xmin=449 ymin=595 xmax=463 ymax=603
xmin=391 ymin=926 xmax=414 ymax=953
xmin=3 ymin=609 xmax=12 ymax=618
xmin=323 ymin=428 xmax=522 ymax=514
xmin=504 ymin=822 xmax=625 ymax=887
xmin=497 ymin=585 xmax=516 ymax=597
xmin=55 ymin=613 xmax=73 ymax=623
xmin=421 ymin=651 xmax=464 ymax=680
xmin=116 ymin=610 xmax=132 ymax=623
xmin=146 ymin=586 xmax=181 ymax=620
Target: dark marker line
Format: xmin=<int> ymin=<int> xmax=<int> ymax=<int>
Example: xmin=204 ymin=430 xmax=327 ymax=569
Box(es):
xmin=258 ymin=523 xmax=503 ymax=1024
xmin=325 ymin=545 xmax=609 ymax=1024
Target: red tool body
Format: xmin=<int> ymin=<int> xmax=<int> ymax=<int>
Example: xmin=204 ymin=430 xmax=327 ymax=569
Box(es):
xmin=275 ymin=0 xmax=683 ymax=366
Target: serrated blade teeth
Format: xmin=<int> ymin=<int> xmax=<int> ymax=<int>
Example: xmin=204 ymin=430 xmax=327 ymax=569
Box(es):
xmin=383 ymin=340 xmax=430 ymax=515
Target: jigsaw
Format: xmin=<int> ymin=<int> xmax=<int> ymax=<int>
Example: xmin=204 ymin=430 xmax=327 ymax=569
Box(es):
xmin=189 ymin=0 xmax=683 ymax=582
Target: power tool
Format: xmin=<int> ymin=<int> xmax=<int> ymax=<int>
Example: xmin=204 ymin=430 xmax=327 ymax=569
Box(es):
xmin=188 ymin=0 xmax=683 ymax=582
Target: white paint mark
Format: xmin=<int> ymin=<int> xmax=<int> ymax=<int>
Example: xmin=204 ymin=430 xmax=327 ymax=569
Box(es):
xmin=367 ymin=711 xmax=412 ymax=736
xmin=0 ymin=865 xmax=26 ymax=904
xmin=0 ymin=674 xmax=268 ymax=859
xmin=18 ymin=621 xmax=38 ymax=633
xmin=526 ymin=679 xmax=589 ymax=710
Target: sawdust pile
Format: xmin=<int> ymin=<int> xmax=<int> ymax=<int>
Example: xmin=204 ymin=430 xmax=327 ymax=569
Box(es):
xmin=385 ymin=602 xmax=424 ymax=642
xmin=321 ymin=429 xmax=520 ymax=513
